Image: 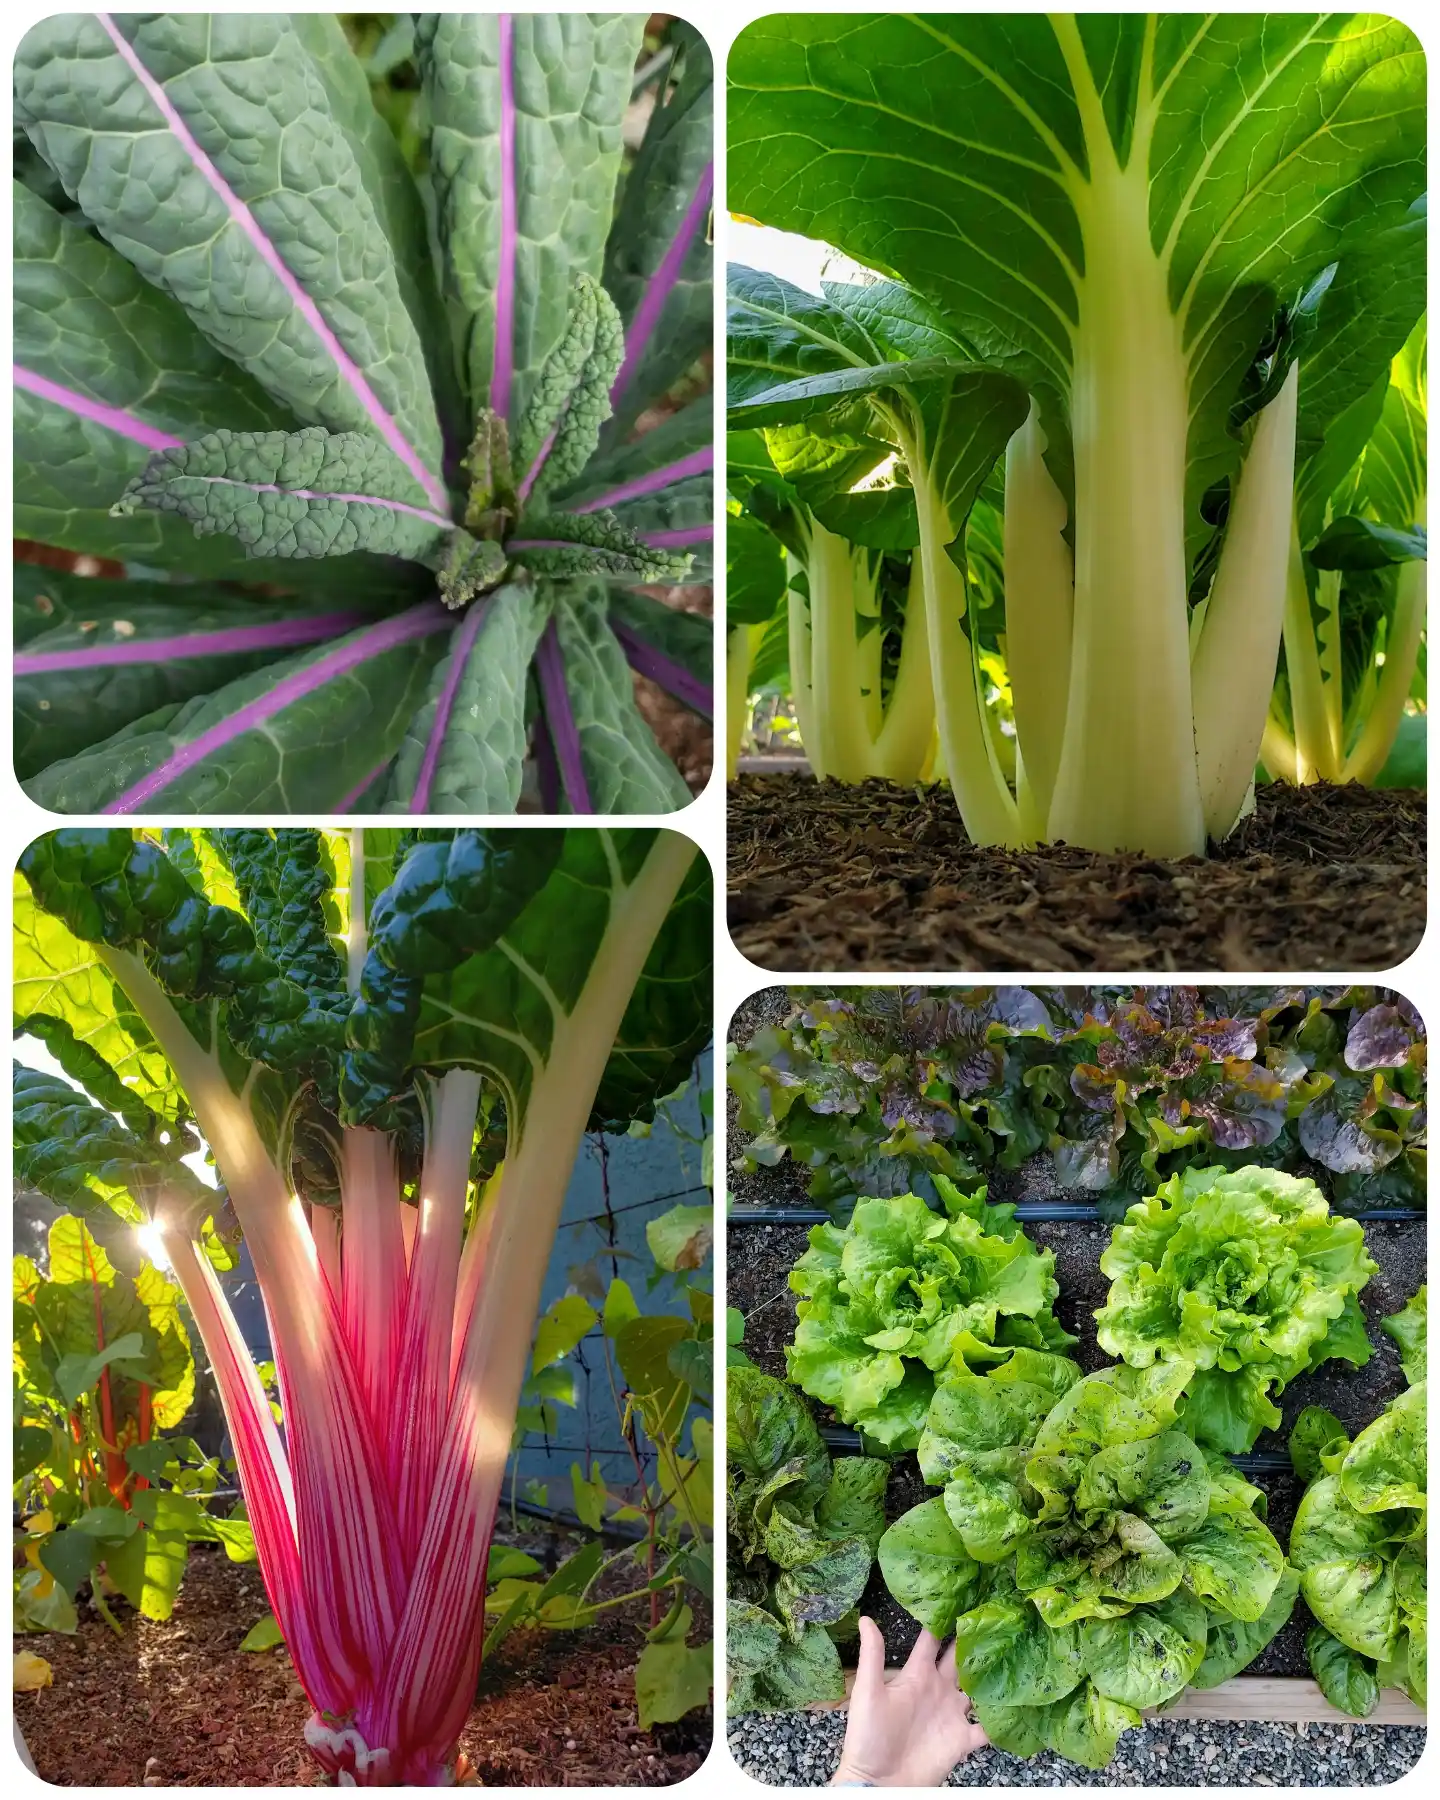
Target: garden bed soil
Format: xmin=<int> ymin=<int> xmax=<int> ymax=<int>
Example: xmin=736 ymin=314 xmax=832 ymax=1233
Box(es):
xmin=727 ymin=777 xmax=1426 ymax=972
xmin=15 ymin=1527 xmax=711 ymax=1787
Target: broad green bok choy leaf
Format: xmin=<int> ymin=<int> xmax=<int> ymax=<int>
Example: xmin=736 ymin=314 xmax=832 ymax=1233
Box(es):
xmin=729 ymin=12 xmax=1425 ymax=852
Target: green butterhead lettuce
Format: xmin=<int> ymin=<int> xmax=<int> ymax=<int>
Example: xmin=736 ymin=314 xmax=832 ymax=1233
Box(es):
xmin=1289 ymin=1381 xmax=1426 ymax=1714
xmin=1096 ymin=1166 xmax=1377 ymax=1452
xmin=1382 ymin=1285 xmax=1427 ymax=1387
xmin=880 ymin=1361 xmax=1290 ymax=1768
xmin=786 ymin=1182 xmax=1074 ymax=1450
xmin=726 ymin=1366 xmax=888 ymax=1712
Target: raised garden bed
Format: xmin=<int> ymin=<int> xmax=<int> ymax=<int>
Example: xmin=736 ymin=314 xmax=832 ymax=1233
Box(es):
xmin=725 ymin=989 xmax=1427 ymax=1771
xmin=15 ymin=1526 xmax=712 ymax=1788
xmin=727 ymin=778 xmax=1426 ymax=973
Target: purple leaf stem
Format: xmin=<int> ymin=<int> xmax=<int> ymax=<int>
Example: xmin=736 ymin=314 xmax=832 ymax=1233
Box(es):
xmin=15 ymin=366 xmax=184 ymax=452
xmin=610 ymin=161 xmax=714 ymax=406
xmin=103 ymin=600 xmax=454 ymax=813
xmin=533 ymin=618 xmax=592 ymax=813
xmin=337 ymin=757 xmax=397 ymax=813
xmin=642 ymin=525 xmax=712 ymax=548
xmin=611 ymin=619 xmax=712 ymax=721
xmin=16 ymin=611 xmax=368 ymax=675
xmin=409 ymin=598 xmax=491 ymax=811
xmin=95 ymin=13 xmax=448 ymax=512
xmin=490 ymin=14 xmax=518 ymax=421
xmin=572 ymin=446 xmax=714 ymax=513
xmin=533 ymin=709 xmax=562 ymax=813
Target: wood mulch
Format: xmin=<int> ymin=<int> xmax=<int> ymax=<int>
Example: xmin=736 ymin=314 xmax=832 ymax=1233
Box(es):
xmin=15 ymin=1537 xmax=712 ymax=1787
xmin=728 ymin=776 xmax=1425 ymax=972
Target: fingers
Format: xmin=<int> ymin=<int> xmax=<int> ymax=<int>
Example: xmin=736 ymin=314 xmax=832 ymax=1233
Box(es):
xmin=904 ymin=1626 xmax=943 ymax=1672
xmin=853 ymin=1615 xmax=885 ymax=1697
xmin=938 ymin=1637 xmax=959 ymax=1686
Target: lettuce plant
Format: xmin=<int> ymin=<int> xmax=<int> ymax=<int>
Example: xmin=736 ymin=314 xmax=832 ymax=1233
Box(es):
xmin=13 ymin=825 xmax=709 ymax=1783
xmin=1096 ymin=1166 xmax=1377 ymax=1452
xmin=1288 ymin=1319 xmax=1426 ymax=1718
xmin=786 ymin=1177 xmax=1074 ymax=1451
xmin=14 ymin=13 xmax=713 ymax=814
xmin=729 ymin=13 xmax=1424 ymax=853
xmin=879 ymin=1358 xmax=1293 ymax=1768
xmin=726 ymin=1365 xmax=888 ymax=1711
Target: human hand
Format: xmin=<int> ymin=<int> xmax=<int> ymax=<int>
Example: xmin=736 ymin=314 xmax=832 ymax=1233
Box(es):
xmin=830 ymin=1617 xmax=988 ymax=1787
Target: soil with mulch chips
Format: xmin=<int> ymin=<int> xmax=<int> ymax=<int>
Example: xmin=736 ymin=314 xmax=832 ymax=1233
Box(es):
xmin=727 ymin=775 xmax=1425 ymax=972
xmin=15 ymin=1529 xmax=711 ymax=1787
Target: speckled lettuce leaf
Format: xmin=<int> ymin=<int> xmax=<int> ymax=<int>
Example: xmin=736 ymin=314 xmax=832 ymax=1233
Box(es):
xmin=553 ymin=585 xmax=693 ymax=813
xmin=816 ymin=1457 xmax=890 ymax=1556
xmin=1179 ymin=1503 xmax=1286 ymax=1623
xmin=14 ymin=12 xmax=444 ymax=494
xmin=1339 ymin=1383 xmax=1427 ymax=1517
xmin=918 ymin=1352 xmax=1082 ymax=1486
xmin=1307 ymin=1623 xmax=1380 ymax=1717
xmin=24 ymin=621 xmax=447 ymax=815
xmin=603 ymin=23 xmax=713 ymax=435
xmin=113 ymin=429 xmax=453 ymax=563
xmin=877 ymin=1496 xmax=986 ymax=1639
xmin=952 ymin=1594 xmax=1084 ymax=1708
xmin=383 ymin=582 xmax=549 ymax=816
xmin=415 ymin=12 xmax=642 ymax=422
xmin=1289 ymin=1406 xmax=1350 ymax=1484
xmin=1043 ymin=1683 xmax=1142 ymax=1770
xmin=1290 ymin=1471 xmax=1406 ymax=1662
xmin=773 ymin=1535 xmax=873 ymax=1634
xmin=1192 ymin=1564 xmax=1300 ymax=1688
xmin=1078 ymin=1588 xmax=1209 ymax=1709
xmin=726 ymin=1601 xmax=844 ymax=1713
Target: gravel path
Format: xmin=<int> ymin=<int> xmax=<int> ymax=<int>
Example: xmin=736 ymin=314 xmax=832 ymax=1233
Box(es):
xmin=727 ymin=1709 xmax=1426 ymax=1787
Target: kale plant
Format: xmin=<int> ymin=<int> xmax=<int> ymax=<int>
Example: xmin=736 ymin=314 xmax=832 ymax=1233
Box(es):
xmin=879 ymin=1359 xmax=1294 ymax=1769
xmin=726 ymin=1365 xmax=888 ymax=1711
xmin=1288 ymin=1293 xmax=1426 ymax=1718
xmin=786 ymin=1177 xmax=1074 ymax=1451
xmin=14 ymin=13 xmax=712 ymax=813
xmin=1096 ymin=1166 xmax=1377 ymax=1453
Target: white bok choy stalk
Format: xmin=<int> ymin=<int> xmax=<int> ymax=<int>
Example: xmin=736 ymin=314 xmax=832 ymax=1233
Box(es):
xmin=729 ymin=11 xmax=1426 ymax=854
xmin=13 ymin=825 xmax=710 ymax=1785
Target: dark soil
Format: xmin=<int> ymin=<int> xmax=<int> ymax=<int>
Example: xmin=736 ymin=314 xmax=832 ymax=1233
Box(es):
xmin=726 ymin=994 xmax=1425 ymax=1681
xmin=16 ymin=1529 xmax=711 ymax=1787
xmin=727 ymin=777 xmax=1426 ymax=972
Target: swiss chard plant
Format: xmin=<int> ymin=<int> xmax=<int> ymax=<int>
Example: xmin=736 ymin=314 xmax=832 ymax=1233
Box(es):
xmin=879 ymin=1358 xmax=1294 ymax=1769
xmin=1096 ymin=1165 xmax=1377 ymax=1453
xmin=12 ymin=825 xmax=710 ymax=1783
xmin=1287 ymin=1294 xmax=1426 ymax=1717
xmin=786 ymin=1177 xmax=1074 ymax=1451
xmin=12 ymin=1209 xmax=256 ymax=1635
xmin=728 ymin=12 xmax=1425 ymax=852
xmin=729 ymin=985 xmax=1429 ymax=1215
xmin=14 ymin=12 xmax=713 ymax=814
xmin=726 ymin=1364 xmax=889 ymax=1711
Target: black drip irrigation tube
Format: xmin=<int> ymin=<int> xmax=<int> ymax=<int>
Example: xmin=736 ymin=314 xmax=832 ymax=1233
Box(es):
xmin=815 ymin=1426 xmax=1292 ymax=1475
xmin=730 ymin=1203 xmax=1423 ymax=1225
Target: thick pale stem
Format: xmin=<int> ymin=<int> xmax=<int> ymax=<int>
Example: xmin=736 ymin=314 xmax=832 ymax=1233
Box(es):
xmin=1344 ymin=555 xmax=1427 ymax=783
xmin=1046 ymin=147 xmax=1204 ymax=855
xmin=1192 ymin=361 xmax=1299 ymax=839
xmin=725 ymin=625 xmax=755 ymax=780
xmin=807 ymin=518 xmax=871 ymax=783
xmin=1003 ymin=401 xmax=1074 ymax=831
xmin=340 ymin=1129 xmax=406 ymax=1434
xmin=869 ymin=557 xmax=936 ymax=783
xmin=785 ymin=547 xmax=817 ymax=771
xmin=855 ymin=562 xmax=885 ymax=746
xmin=1259 ymin=713 xmax=1298 ymax=783
xmin=310 ymin=1205 xmax=341 ymax=1302
xmin=371 ymin=831 xmax=697 ymax=1770
xmin=1282 ymin=516 xmax=1341 ymax=783
xmin=906 ymin=458 xmax=1021 ymax=845
xmin=347 ymin=827 xmax=366 ymax=994
xmin=1316 ymin=567 xmax=1346 ymax=765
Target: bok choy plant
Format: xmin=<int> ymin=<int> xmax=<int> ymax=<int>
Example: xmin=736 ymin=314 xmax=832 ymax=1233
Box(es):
xmin=13 ymin=825 xmax=710 ymax=1784
xmin=729 ymin=12 xmax=1425 ymax=853
xmin=14 ymin=13 xmax=713 ymax=814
